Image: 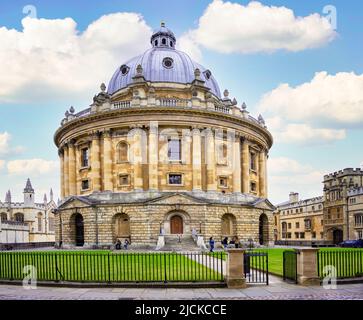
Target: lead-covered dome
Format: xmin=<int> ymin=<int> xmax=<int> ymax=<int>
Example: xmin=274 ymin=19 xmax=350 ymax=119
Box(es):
xmin=107 ymin=22 xmax=221 ymax=98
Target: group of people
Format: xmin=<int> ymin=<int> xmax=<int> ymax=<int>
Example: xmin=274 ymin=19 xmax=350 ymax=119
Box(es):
xmin=209 ymin=236 xmax=240 ymax=252
xmin=115 ymin=239 xmax=130 ymax=250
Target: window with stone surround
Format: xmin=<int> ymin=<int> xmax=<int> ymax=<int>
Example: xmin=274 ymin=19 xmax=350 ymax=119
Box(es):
xmin=81 ymin=147 xmax=89 ymax=167
xmin=1 ymin=213 xmax=7 ymax=222
xmin=218 ymin=176 xmax=228 ymax=188
xmin=250 ymin=182 xmax=257 ymax=193
xmin=119 ymin=174 xmax=130 ymax=186
xmin=15 ymin=213 xmax=24 ymax=223
xmin=81 ymin=179 xmax=89 ymax=190
xmin=167 ymin=139 xmax=181 ymax=161
xmin=117 ymin=141 xmax=129 ymax=162
xmin=37 ymin=213 xmax=42 ymax=232
xmin=300 ymin=232 xmax=305 ymax=239
xmin=288 ymin=223 xmax=291 ymax=229
xmin=168 ymin=173 xmax=182 ymax=185
xmin=249 ymin=152 xmax=257 ymax=171
xmin=295 ymin=222 xmax=299 ymax=228
xmin=295 ymin=232 xmax=299 ymax=239
xmin=49 ymin=217 xmax=54 ymax=232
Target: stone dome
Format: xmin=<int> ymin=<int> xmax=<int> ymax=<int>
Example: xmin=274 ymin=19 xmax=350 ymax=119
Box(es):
xmin=107 ymin=22 xmax=221 ymax=98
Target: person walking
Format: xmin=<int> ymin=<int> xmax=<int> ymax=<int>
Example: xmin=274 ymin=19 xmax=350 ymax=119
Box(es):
xmin=209 ymin=237 xmax=215 ymax=252
xmin=124 ymin=239 xmax=129 ymax=250
xmin=115 ymin=239 xmax=121 ymax=250
xmin=222 ymin=237 xmax=228 ymax=249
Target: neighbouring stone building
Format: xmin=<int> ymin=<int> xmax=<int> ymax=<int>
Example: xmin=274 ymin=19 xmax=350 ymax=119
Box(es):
xmin=54 ymin=23 xmax=275 ymax=249
xmin=274 ymin=168 xmax=363 ymax=245
xmin=0 ymin=179 xmax=56 ymax=244
xmin=274 ymin=192 xmax=324 ymax=244
xmin=323 ymin=168 xmax=363 ymax=243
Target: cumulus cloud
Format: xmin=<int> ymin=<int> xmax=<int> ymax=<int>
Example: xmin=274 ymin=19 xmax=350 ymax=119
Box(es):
xmin=258 ymin=71 xmax=363 ymax=144
xmin=181 ymin=0 xmax=336 ymax=55
xmin=268 ymin=157 xmax=324 ymax=204
xmin=0 ymin=13 xmax=152 ymax=103
xmin=7 ymin=159 xmax=58 ymax=175
xmin=0 ymin=132 xmax=24 ymax=156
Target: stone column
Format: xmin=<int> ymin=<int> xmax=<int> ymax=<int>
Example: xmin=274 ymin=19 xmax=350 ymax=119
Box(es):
xmin=103 ymin=130 xmax=113 ymax=191
xmin=91 ymin=131 xmax=101 ymax=192
xmin=206 ymin=128 xmax=216 ymax=191
xmin=226 ymin=248 xmax=247 ymax=288
xmin=232 ymin=133 xmax=242 ymax=193
xmin=242 ymin=138 xmax=250 ymax=194
xmin=259 ymin=150 xmax=267 ymax=198
xmin=133 ymin=127 xmax=144 ymax=191
xmin=63 ymin=144 xmax=69 ymax=197
xmin=296 ymin=248 xmax=320 ymax=285
xmin=148 ymin=122 xmax=158 ymax=190
xmin=192 ymin=127 xmax=202 ymax=191
xmin=59 ymin=149 xmax=65 ymax=199
xmin=68 ymin=141 xmax=76 ymax=196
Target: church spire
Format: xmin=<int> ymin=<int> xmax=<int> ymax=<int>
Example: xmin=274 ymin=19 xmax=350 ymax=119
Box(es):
xmin=50 ymin=188 xmax=54 ymax=202
xmin=24 ymin=178 xmax=34 ymax=193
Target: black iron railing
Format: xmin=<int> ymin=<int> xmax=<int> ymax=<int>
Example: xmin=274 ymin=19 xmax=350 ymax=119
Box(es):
xmin=244 ymin=251 xmax=269 ymax=285
xmin=0 ymin=251 xmax=224 ymax=283
xmin=283 ymin=250 xmax=298 ymax=284
xmin=317 ymin=249 xmax=363 ymax=279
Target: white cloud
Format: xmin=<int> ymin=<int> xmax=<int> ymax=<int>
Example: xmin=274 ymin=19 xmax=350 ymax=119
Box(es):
xmin=0 ymin=132 xmax=24 ymax=156
xmin=268 ymin=157 xmax=324 ymax=204
xmin=0 ymin=13 xmax=152 ymax=103
xmin=177 ymin=31 xmax=203 ymax=62
xmin=7 ymin=159 xmax=58 ymax=175
xmin=259 ymin=71 xmax=363 ymax=127
xmin=258 ymin=71 xmax=363 ymax=144
xmin=0 ymin=160 xmax=5 ymax=170
xmin=182 ymin=0 xmax=336 ymax=55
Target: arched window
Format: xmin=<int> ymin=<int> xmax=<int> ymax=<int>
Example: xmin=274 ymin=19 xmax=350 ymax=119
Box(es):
xmin=281 ymin=222 xmax=287 ymax=239
xmin=1 ymin=213 xmax=7 ymax=222
xmin=37 ymin=213 xmax=42 ymax=232
xmin=118 ymin=141 xmax=129 ymax=162
xmin=14 ymin=213 xmax=24 ymax=223
xmin=162 ymin=38 xmax=166 ymax=45
xmin=154 ymin=40 xmax=158 ymax=46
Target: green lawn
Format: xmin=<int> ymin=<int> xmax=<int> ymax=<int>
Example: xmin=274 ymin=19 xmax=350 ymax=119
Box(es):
xmin=0 ymin=251 xmax=223 ymax=282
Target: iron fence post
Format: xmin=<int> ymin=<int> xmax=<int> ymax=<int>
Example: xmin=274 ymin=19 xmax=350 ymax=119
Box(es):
xmin=164 ymin=253 xmax=167 ymax=283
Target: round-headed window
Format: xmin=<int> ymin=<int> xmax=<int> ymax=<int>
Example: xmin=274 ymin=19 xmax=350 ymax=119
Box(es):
xmin=204 ymin=70 xmax=212 ymax=80
xmin=120 ymin=64 xmax=129 ymax=76
xmin=162 ymin=57 xmax=173 ymax=69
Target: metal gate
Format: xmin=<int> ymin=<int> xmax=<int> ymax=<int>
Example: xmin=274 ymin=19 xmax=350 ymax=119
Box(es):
xmin=283 ymin=250 xmax=298 ymax=283
xmin=244 ymin=251 xmax=269 ymax=285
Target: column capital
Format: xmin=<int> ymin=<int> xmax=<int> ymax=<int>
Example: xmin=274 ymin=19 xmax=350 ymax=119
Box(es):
xmin=90 ymin=130 xmax=100 ymax=140
xmin=102 ymin=129 xmax=112 ymax=138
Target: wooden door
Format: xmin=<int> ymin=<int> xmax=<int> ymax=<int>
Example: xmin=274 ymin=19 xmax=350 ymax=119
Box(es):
xmin=170 ymin=215 xmax=183 ymax=234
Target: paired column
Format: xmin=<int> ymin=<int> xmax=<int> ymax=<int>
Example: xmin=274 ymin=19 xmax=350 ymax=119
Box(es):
xmin=133 ymin=127 xmax=144 ymax=191
xmin=91 ymin=131 xmax=101 ymax=192
xmin=232 ymin=133 xmax=242 ymax=193
xmin=59 ymin=150 xmax=65 ymax=199
xmin=259 ymin=150 xmax=267 ymax=198
xmin=63 ymin=144 xmax=69 ymax=197
xmin=206 ymin=128 xmax=217 ymax=191
xmin=103 ymin=130 xmax=113 ymax=191
xmin=192 ymin=127 xmax=202 ymax=191
xmin=68 ymin=141 xmax=76 ymax=196
xmin=148 ymin=122 xmax=158 ymax=190
xmin=241 ymin=138 xmax=250 ymax=194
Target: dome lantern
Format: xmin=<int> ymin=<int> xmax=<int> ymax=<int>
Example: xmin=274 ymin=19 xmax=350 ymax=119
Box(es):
xmin=150 ymin=21 xmax=177 ymax=49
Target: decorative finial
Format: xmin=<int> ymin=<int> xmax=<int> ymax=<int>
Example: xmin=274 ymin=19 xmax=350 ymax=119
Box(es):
xmin=69 ymin=106 xmax=75 ymax=114
xmin=223 ymin=89 xmax=229 ymax=98
xmin=100 ymin=83 xmax=106 ymax=92
xmin=241 ymin=102 xmax=247 ymax=110
xmin=136 ymin=64 xmax=143 ymax=75
xmin=194 ymin=68 xmax=201 ymax=79
xmin=161 ymin=21 xmax=165 ymax=27
xmin=65 ymin=110 xmax=69 ymax=117
xmin=258 ymin=114 xmax=265 ymax=125
xmin=232 ymin=98 xmax=237 ymax=105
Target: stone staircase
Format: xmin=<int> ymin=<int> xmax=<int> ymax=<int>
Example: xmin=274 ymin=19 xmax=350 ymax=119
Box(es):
xmin=162 ymin=235 xmax=199 ymax=251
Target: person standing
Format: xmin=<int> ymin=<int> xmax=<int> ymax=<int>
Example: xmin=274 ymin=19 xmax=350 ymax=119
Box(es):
xmin=209 ymin=237 xmax=215 ymax=252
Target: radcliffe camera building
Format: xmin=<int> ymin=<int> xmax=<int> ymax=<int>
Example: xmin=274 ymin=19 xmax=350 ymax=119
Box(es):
xmin=54 ymin=23 xmax=274 ymax=248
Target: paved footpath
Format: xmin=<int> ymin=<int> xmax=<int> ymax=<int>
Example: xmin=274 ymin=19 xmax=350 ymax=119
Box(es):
xmin=0 ymin=277 xmax=362 ymax=300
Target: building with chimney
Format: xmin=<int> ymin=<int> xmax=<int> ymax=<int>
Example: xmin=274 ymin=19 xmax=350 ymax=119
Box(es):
xmin=0 ymin=178 xmax=56 ymax=244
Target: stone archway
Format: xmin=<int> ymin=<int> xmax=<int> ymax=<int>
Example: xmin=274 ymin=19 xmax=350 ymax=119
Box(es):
xmin=221 ymin=213 xmax=237 ymax=238
xmin=113 ymin=213 xmax=131 ymax=242
xmin=259 ymin=213 xmax=269 ymax=245
xmin=163 ymin=210 xmax=191 ymax=235
xmin=70 ymin=213 xmax=84 ymax=247
xmin=333 ymin=228 xmax=343 ymax=244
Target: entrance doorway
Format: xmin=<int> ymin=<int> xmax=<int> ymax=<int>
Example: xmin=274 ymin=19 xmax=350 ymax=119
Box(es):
xmin=170 ymin=215 xmax=183 ymax=234
xmin=75 ymin=214 xmax=84 ymax=246
xmin=333 ymin=229 xmax=343 ymax=244
xmin=259 ymin=213 xmax=269 ymax=245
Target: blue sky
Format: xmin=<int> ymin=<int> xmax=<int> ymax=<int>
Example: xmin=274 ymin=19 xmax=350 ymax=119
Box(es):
xmin=0 ymin=0 xmax=362 ymax=204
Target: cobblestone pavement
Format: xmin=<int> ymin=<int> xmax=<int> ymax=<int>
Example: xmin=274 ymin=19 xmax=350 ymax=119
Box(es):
xmin=0 ymin=276 xmax=362 ymax=300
